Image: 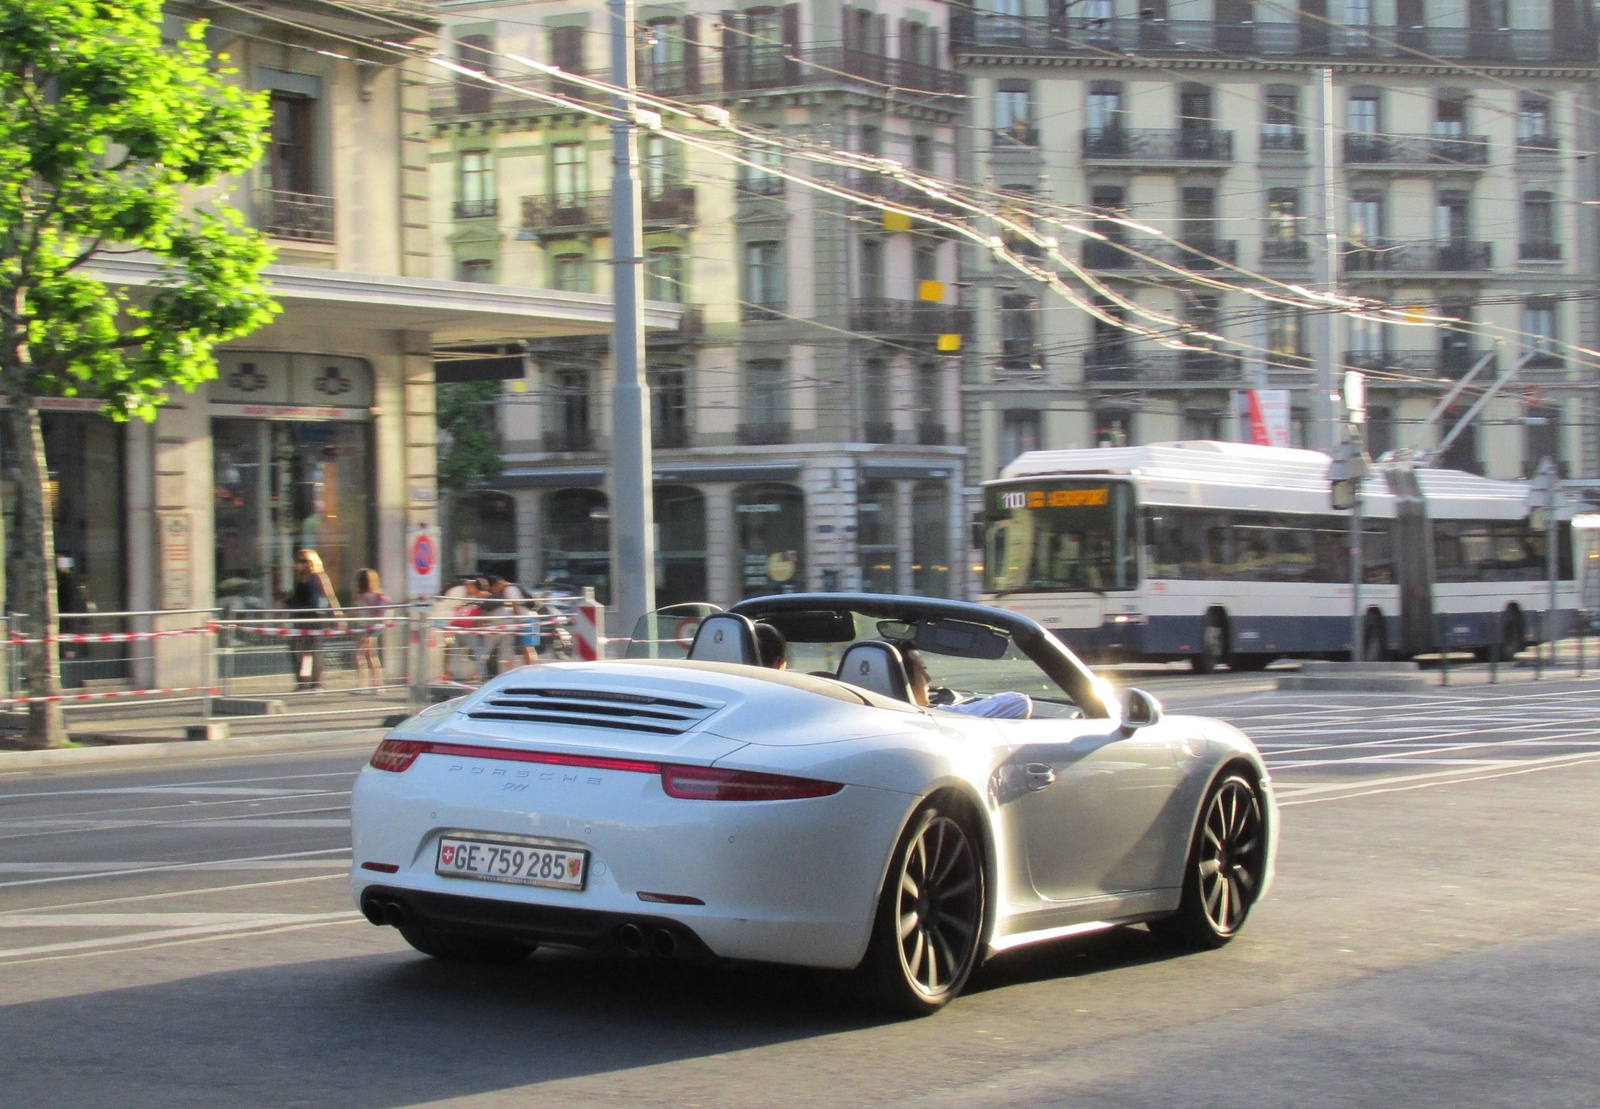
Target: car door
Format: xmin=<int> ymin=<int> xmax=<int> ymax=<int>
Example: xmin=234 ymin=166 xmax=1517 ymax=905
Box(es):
xmin=1000 ymin=715 xmax=1185 ymax=904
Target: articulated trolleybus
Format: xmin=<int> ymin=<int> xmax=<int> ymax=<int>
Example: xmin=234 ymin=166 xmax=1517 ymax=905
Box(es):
xmin=980 ymin=441 xmax=1576 ymax=671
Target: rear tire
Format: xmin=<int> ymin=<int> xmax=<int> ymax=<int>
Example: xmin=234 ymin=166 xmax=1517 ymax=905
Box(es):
xmin=398 ymin=922 xmax=536 ymax=964
xmin=1150 ymin=772 xmax=1266 ymax=951
xmin=857 ymin=800 xmax=985 ymax=1017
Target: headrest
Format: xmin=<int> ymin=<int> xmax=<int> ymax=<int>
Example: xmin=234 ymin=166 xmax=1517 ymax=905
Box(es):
xmin=836 ymin=640 xmax=913 ymax=703
xmin=687 ymin=611 xmax=760 ymax=666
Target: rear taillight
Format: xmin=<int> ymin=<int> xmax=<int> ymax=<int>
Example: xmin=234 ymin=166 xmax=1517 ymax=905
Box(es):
xmin=660 ymin=765 xmax=843 ymax=801
xmin=369 ymin=740 xmax=427 ymax=773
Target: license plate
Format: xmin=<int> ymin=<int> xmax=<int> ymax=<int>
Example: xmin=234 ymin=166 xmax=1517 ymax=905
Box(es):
xmin=435 ymin=835 xmax=588 ymax=890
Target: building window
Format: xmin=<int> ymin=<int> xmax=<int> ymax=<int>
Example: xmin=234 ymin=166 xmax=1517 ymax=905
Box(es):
xmin=641 ymin=17 xmax=684 ymax=90
xmin=858 ymin=123 xmax=881 ymax=158
xmin=454 ymin=34 xmax=494 ymax=114
xmin=651 ymin=365 xmax=689 ymax=448
xmin=995 ymin=80 xmax=1034 ymax=145
xmin=1183 ymin=409 xmax=1224 ymax=440
xmin=1266 ymin=305 xmax=1305 ymax=362
xmin=552 ymin=142 xmax=586 ymax=205
xmin=644 ymin=247 xmax=685 ymax=301
xmin=734 ymin=483 xmax=804 ymax=597
xmin=738 ymin=127 xmax=784 ymax=194
xmin=543 ymin=488 xmax=610 ymax=604
xmin=1264 ymin=188 xmax=1302 ymax=259
xmin=862 ymin=358 xmax=891 ymax=442
xmin=1346 ymin=0 xmax=1374 ymax=27
xmin=1521 ymin=192 xmax=1557 ymax=259
xmin=551 ymin=252 xmax=589 ymax=293
xmin=857 ymin=480 xmax=898 ymax=593
xmin=743 ymin=240 xmax=784 ymax=318
xmin=743 ymin=359 xmax=788 ymax=433
xmin=458 ymin=149 xmax=495 ymax=218
xmin=1519 ymin=95 xmax=1554 ymax=149
xmin=1348 ymin=190 xmax=1384 ymax=257
xmin=859 ymin=237 xmax=884 ymax=300
xmin=1263 ymin=87 xmax=1300 ymax=150
xmin=457 ymin=258 xmax=493 ymax=283
xmin=999 ymin=292 xmax=1038 ymax=370
xmin=915 ymin=363 xmax=943 ymax=442
xmin=642 ymin=134 xmax=673 ymax=198
xmin=1093 ymin=406 xmax=1134 ymax=448
xmin=1525 ymin=404 xmax=1562 ymax=475
xmin=1086 ymin=81 xmax=1124 ymax=134
xmin=913 ymin=242 xmax=938 ymax=292
xmin=1522 ymin=298 xmax=1560 ymax=366
xmin=1348 ymin=312 xmax=1387 ymax=362
xmin=1348 ymin=92 xmax=1381 ymax=134
xmin=549 ymin=367 xmax=592 ymax=450
xmin=1001 ymin=409 xmax=1041 ymax=463
xmin=912 ymin=134 xmax=933 ymax=171
xmin=654 ymin=484 xmax=706 ymax=605
xmin=911 ymin=482 xmax=950 ymax=597
xmin=1435 ymin=90 xmax=1468 ymax=137
xmin=266 ymin=92 xmax=315 ymax=195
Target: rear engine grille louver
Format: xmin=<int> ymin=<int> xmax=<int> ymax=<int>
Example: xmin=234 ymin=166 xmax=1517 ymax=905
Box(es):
xmin=466 ymin=687 xmax=724 ymax=735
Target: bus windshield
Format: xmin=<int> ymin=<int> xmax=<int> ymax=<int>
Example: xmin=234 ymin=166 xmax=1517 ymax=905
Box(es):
xmin=984 ymin=479 xmax=1137 ymax=594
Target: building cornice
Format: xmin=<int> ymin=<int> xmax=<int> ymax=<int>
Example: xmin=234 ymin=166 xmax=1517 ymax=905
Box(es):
xmin=953 ymin=51 xmax=1600 ymax=81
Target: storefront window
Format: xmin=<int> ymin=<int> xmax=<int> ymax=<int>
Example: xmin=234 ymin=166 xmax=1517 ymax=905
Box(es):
xmin=734 ymin=482 xmax=804 ymax=597
xmin=857 ymin=480 xmax=898 ymax=593
xmin=543 ymin=488 xmax=610 ymax=603
xmin=655 ymin=485 xmax=707 ymax=606
xmin=213 ymin=418 xmax=374 ymax=609
xmin=912 ymin=482 xmax=950 ymax=597
xmin=447 ymin=491 xmax=517 ymax=583
xmin=2 ymin=413 xmax=126 ymax=614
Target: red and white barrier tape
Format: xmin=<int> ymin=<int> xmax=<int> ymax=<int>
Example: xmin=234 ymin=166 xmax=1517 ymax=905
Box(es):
xmin=9 ymin=626 xmax=210 ymax=646
xmin=223 ymin=621 xmax=401 ymax=638
xmin=0 ymin=685 xmax=218 ymax=706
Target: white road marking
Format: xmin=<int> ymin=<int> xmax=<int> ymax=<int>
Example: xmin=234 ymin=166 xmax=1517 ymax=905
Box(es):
xmin=0 ymin=860 xmax=348 ymax=874
xmin=0 ymin=769 xmax=359 ymax=802
xmin=0 ymin=912 xmax=342 ymax=928
xmin=0 ymin=916 xmax=363 ymax=966
xmin=0 ymin=911 xmax=362 ymax=960
xmin=0 ymin=872 xmax=349 ymax=917
xmin=0 ymin=848 xmax=351 ymax=889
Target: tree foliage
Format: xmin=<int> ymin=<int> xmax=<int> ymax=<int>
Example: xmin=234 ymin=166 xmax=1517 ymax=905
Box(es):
xmin=0 ymin=0 xmax=279 ymax=747
xmin=437 ymin=381 xmax=505 ymax=492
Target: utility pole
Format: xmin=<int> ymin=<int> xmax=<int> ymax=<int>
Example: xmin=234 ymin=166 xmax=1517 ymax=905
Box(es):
xmin=607 ymin=0 xmax=656 ymax=635
xmin=1309 ymin=67 xmax=1338 ymax=453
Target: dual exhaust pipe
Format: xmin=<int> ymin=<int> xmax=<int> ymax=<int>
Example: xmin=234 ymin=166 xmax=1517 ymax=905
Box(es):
xmin=617 ymin=921 xmax=679 ymax=958
xmin=360 ymin=895 xmax=409 ymax=929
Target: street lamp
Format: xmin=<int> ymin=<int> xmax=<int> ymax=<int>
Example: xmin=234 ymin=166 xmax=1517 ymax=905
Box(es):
xmin=1329 ymin=437 xmax=1369 ymax=660
xmin=1528 ymin=457 xmax=1562 ymax=663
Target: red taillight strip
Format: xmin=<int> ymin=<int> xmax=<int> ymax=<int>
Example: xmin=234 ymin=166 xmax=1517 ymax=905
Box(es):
xmin=370 ymin=738 xmax=658 ymax=775
xmin=360 ymin=862 xmax=400 ymax=873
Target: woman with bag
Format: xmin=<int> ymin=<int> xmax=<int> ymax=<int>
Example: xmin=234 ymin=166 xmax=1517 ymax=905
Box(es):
xmin=285 ymin=549 xmax=343 ymax=690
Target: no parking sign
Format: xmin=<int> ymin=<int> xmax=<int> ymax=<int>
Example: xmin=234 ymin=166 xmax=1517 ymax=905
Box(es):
xmin=406 ymin=525 xmax=441 ymax=598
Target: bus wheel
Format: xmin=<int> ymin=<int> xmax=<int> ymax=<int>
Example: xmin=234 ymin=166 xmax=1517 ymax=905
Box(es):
xmin=1362 ymin=612 xmax=1387 ymax=662
xmin=1192 ymin=614 xmax=1227 ymax=674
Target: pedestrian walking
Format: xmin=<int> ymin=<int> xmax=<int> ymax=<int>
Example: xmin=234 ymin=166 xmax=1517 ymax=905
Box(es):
xmin=487 ymin=575 xmax=538 ymax=671
xmin=352 ymin=568 xmax=391 ymax=691
xmin=284 ymin=549 xmax=342 ymax=690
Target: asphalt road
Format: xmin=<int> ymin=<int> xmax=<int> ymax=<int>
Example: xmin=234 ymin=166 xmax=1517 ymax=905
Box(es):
xmin=1 ymin=670 xmax=1597 ymax=1108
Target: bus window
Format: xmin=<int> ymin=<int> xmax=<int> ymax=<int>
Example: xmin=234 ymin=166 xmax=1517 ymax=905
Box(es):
xmin=981 ymin=480 xmax=1137 ymax=592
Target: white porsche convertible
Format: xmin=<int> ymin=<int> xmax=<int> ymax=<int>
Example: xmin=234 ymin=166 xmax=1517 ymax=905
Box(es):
xmin=351 ymin=595 xmax=1276 ymax=1015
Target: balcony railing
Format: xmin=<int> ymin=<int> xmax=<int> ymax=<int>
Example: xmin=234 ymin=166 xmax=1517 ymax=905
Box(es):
xmin=863 ymin=420 xmax=895 ymax=444
xmin=737 ymin=421 xmax=791 ymax=445
xmin=999 ymin=344 xmax=1046 ymax=372
xmin=257 ymin=189 xmax=334 ymax=243
xmin=653 ymin=423 xmax=692 ymax=449
xmin=916 ymin=422 xmax=947 ymax=446
xmin=1343 ymin=133 xmax=1490 ymax=168
xmin=1520 ymin=240 xmax=1562 ymax=261
xmin=1083 ymin=351 xmax=1245 ymax=386
xmin=1342 ymin=240 xmax=1493 ymax=275
xmin=993 ymin=124 xmax=1040 ymax=149
xmin=1260 ymin=128 xmax=1306 ymax=153
xmin=849 ymin=298 xmax=974 ymax=337
xmin=951 ymin=14 xmax=1596 ymax=63
xmin=1079 ymin=237 xmax=1240 ymax=270
xmin=737 ymin=175 xmax=786 ymax=198
xmin=741 ymin=303 xmax=785 ymax=322
xmin=1346 ymin=349 xmax=1494 ymax=380
xmin=1082 ymin=128 xmax=1234 ymax=163
xmin=521 ymin=193 xmax=608 ymax=238
xmin=641 ymin=185 xmax=697 ymax=227
xmin=1517 ymin=134 xmax=1561 ymax=159
xmin=453 ymin=198 xmax=498 ymax=220
xmin=722 ymin=44 xmax=965 ymax=97
xmin=544 ymin=428 xmax=595 ymax=453
xmin=1262 ymin=238 xmax=1310 ymax=263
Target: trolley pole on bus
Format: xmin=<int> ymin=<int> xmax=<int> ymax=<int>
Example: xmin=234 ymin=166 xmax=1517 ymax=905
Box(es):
xmin=1329 ymin=437 xmax=1368 ymax=661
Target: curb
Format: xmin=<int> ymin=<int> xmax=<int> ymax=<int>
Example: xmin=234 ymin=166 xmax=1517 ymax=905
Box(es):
xmin=0 ymin=725 xmax=391 ymax=773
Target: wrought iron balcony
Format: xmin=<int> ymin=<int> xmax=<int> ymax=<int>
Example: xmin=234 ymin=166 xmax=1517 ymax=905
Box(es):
xmin=741 ymin=303 xmax=785 ymax=323
xmin=430 ymin=71 xmax=610 ymax=120
xmin=1260 ymin=128 xmax=1306 ymax=153
xmin=1079 ymin=237 xmax=1238 ymax=270
xmin=1342 ymin=240 xmax=1493 ymax=276
xmin=1346 ymin=349 xmax=1494 ymax=381
xmin=1082 ymin=128 xmax=1233 ymax=163
xmin=543 ymin=428 xmax=596 ymax=453
xmin=1519 ymin=241 xmax=1562 ymax=261
xmin=641 ymin=185 xmax=696 ymax=227
xmin=950 ymin=14 xmax=1596 ymax=63
xmin=736 ymin=421 xmax=791 ymax=446
xmin=1262 ymin=238 xmax=1310 ymax=263
xmin=862 ymin=420 xmax=895 ymax=444
xmin=1343 ymin=133 xmax=1490 ymax=168
xmin=722 ymin=44 xmax=965 ymax=97
xmin=652 ymin=423 xmax=692 ymax=449
xmin=1083 ymin=350 xmax=1245 ymax=386
xmin=521 ymin=193 xmax=608 ymax=238
xmin=736 ymin=175 xmax=786 ymax=198
xmin=993 ymin=124 xmax=1040 ymax=148
xmin=999 ymin=344 xmax=1046 ymax=373
xmin=852 ymin=174 xmax=967 ymax=223
xmin=1517 ymin=134 xmax=1561 ymax=159
xmin=849 ymin=298 xmax=974 ymax=338
xmin=453 ymin=198 xmax=498 ymax=220
xmin=916 ymin=423 xmax=947 ymax=446
xmin=257 ymin=189 xmax=334 ymax=243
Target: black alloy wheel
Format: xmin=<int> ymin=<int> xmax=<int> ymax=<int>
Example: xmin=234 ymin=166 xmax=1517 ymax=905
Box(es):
xmin=1151 ymin=773 xmax=1266 ymax=949
xmin=859 ymin=803 xmax=985 ymax=1016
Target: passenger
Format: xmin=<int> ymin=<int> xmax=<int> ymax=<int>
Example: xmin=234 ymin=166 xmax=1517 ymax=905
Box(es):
xmin=753 ymin=622 xmax=788 ymax=670
xmin=899 ymin=642 xmax=1032 ymax=720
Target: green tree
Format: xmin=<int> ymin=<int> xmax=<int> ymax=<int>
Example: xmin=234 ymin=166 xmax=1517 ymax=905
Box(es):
xmin=436 ymin=381 xmax=505 ymax=492
xmin=1 ymin=0 xmax=278 ymax=748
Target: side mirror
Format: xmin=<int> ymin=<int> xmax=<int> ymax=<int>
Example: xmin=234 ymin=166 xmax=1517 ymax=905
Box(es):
xmin=1120 ymin=687 xmax=1162 ymax=735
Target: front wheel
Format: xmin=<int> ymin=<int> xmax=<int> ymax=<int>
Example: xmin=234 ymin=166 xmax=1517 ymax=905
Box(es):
xmin=857 ymin=801 xmax=985 ymax=1017
xmin=1150 ymin=773 xmax=1266 ymax=950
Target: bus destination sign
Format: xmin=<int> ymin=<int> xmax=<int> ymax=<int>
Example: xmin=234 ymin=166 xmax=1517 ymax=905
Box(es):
xmin=1000 ymin=487 xmax=1111 ymax=510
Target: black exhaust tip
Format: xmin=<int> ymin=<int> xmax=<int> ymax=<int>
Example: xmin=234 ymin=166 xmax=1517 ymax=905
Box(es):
xmin=652 ymin=929 xmax=678 ymax=958
xmin=360 ymin=897 xmax=387 ymax=926
xmin=618 ymin=922 xmax=645 ymax=954
xmin=381 ymin=900 xmax=408 ymax=928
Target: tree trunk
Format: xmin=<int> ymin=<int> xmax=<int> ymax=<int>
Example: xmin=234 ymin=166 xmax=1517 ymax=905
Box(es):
xmin=5 ymin=396 xmax=67 ymax=748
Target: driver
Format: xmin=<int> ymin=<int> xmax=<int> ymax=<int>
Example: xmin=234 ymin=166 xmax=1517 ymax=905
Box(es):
xmin=898 ymin=642 xmax=1032 ymax=720
xmin=753 ymin=622 xmax=788 ymax=670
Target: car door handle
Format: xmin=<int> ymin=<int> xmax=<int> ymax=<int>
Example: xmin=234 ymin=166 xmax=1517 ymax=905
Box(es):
xmin=1024 ymin=763 xmax=1056 ymax=791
